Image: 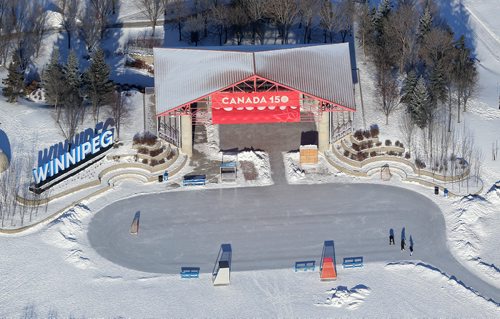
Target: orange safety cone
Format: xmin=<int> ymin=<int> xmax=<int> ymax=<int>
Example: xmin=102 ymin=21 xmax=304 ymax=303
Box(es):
xmin=320 ymin=257 xmax=337 ymax=280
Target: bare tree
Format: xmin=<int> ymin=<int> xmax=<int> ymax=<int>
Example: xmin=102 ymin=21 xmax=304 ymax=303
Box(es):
xmin=57 ymin=0 xmax=80 ymax=49
xmin=376 ymin=68 xmax=401 ymax=124
xmin=384 ymin=2 xmax=419 ymax=72
xmin=243 ymin=0 xmax=268 ymax=44
xmin=298 ymin=0 xmax=320 ymax=44
xmin=107 ymin=90 xmax=129 ymax=140
xmin=319 ymin=0 xmax=335 ymax=43
xmin=184 ymin=14 xmax=204 ymax=46
xmin=228 ymin=2 xmax=249 ymax=45
xmin=333 ymin=0 xmax=354 ymax=43
xmin=167 ymin=0 xmax=188 ymax=41
xmin=89 ymin=0 xmax=113 ymax=39
xmin=209 ymin=1 xmax=231 ymax=45
xmin=267 ymin=0 xmax=299 ymax=44
xmin=136 ymin=0 xmax=164 ymax=37
xmin=355 ymin=1 xmax=372 ymax=59
xmin=399 ymin=111 xmax=415 ymax=155
xmin=80 ymin=5 xmax=101 ymax=53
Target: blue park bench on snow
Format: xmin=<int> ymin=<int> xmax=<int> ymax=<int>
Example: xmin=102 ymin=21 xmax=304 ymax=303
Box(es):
xmin=183 ymin=175 xmax=206 ymax=186
xmin=294 ymin=260 xmax=316 ymax=272
xmin=180 ymin=267 xmax=200 ymax=278
xmin=342 ymin=256 xmax=364 ymax=268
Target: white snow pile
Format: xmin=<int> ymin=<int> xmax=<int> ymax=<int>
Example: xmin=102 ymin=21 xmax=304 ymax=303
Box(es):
xmin=468 ymin=100 xmax=500 ymax=120
xmin=447 ymin=189 xmax=500 ymax=286
xmin=284 ymin=152 xmax=306 ymax=182
xmin=238 ymin=149 xmax=272 ymax=184
xmin=385 ymin=261 xmax=499 ymax=308
xmin=42 ymin=204 xmax=93 ymax=270
xmin=28 ymin=88 xmax=46 ymax=103
xmin=315 ymin=285 xmax=371 ymax=310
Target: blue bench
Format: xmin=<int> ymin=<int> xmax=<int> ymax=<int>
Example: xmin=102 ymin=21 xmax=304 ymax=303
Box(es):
xmin=342 ymin=256 xmax=363 ymax=268
xmin=183 ymin=175 xmax=206 ymax=186
xmin=294 ymin=260 xmax=316 ymax=272
xmin=180 ymin=267 xmax=200 ymax=278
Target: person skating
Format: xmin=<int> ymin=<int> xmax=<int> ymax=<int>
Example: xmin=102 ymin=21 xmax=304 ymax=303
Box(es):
xmin=401 ymin=238 xmax=405 ymax=251
xmin=410 ymin=244 xmax=413 ymax=256
xmin=389 ymin=228 xmax=395 ymax=245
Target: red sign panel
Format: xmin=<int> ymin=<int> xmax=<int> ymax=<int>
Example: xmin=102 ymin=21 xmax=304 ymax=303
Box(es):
xmin=211 ymin=92 xmax=300 ymax=124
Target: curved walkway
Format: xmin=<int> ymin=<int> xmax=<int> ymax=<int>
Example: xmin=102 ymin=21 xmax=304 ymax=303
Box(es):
xmin=87 ymin=183 xmax=499 ymax=304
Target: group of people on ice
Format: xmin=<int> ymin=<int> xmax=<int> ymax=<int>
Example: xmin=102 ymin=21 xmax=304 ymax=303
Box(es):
xmin=389 ymin=228 xmax=413 ymax=256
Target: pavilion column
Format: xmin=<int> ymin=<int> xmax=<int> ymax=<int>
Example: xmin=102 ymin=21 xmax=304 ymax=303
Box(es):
xmin=318 ymin=111 xmax=330 ymax=153
xmin=180 ymin=114 xmax=193 ymax=157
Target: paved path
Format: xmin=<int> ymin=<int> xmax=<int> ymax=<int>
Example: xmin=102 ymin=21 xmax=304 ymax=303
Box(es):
xmin=88 ymin=183 xmax=500 ymax=304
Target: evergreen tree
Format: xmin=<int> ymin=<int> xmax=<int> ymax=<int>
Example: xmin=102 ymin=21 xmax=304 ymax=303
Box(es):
xmin=418 ymin=6 xmax=433 ymax=40
xmin=400 ymin=69 xmax=418 ymax=105
xmin=410 ymin=76 xmax=430 ymax=128
xmin=64 ymin=50 xmax=82 ymax=93
xmin=61 ymin=50 xmax=84 ymax=131
xmin=428 ymin=62 xmax=447 ymax=106
xmin=83 ymin=48 xmax=114 ymax=123
xmin=2 ymin=54 xmax=24 ymax=103
xmin=43 ymin=49 xmax=66 ymax=121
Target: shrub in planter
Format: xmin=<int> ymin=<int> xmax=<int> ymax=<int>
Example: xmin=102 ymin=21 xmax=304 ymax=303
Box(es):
xmin=398 ymin=152 xmax=403 ymax=156
xmin=367 ymin=140 xmax=373 ymax=148
xmin=376 ymin=141 xmax=382 ymax=147
xmin=356 ymin=152 xmax=368 ymax=161
xmin=142 ymin=159 xmax=148 ymax=164
xmin=350 ymin=154 xmax=356 ymax=160
xmin=370 ymin=124 xmax=379 ymax=138
xmin=387 ymin=151 xmax=395 ymax=156
xmin=343 ymin=150 xmax=350 ymax=157
xmin=370 ymin=151 xmax=377 ymax=157
xmin=137 ymin=147 xmax=148 ymax=154
xmin=415 ymin=158 xmax=426 ymax=169
xmin=150 ymin=159 xmax=158 ymax=166
xmin=353 ymin=130 xmax=364 ymax=141
xmin=133 ymin=131 xmax=158 ymax=145
xmin=405 ymin=152 xmax=411 ymax=159
xmin=352 ymin=143 xmax=360 ymax=151
xmin=158 ymin=158 xmax=165 ymax=164
xmin=385 ymin=139 xmax=392 ymax=146
xmin=399 ymin=143 xmax=404 ymax=149
xmin=150 ymin=148 xmax=163 ymax=157
xmin=363 ymin=130 xmax=371 ymax=139
xmin=395 ymin=140 xmax=400 ymax=147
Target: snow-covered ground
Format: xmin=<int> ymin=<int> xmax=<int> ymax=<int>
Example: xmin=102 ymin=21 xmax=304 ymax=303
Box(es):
xmin=0 ymin=0 xmax=499 ymax=317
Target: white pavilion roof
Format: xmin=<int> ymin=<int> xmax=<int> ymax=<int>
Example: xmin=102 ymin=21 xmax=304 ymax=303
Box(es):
xmin=153 ymin=43 xmax=356 ymax=115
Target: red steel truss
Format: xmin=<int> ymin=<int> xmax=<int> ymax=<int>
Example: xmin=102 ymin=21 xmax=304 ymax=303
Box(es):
xmin=156 ymin=75 xmax=354 ymax=125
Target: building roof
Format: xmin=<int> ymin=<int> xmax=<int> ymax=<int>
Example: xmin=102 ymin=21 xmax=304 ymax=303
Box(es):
xmin=153 ymin=44 xmax=356 ymax=115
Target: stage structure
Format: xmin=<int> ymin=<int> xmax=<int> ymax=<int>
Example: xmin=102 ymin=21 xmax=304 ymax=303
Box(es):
xmin=153 ymin=44 xmax=356 ymax=156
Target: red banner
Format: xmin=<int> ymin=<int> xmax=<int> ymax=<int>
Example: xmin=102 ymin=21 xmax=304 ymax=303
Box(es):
xmin=211 ymin=92 xmax=300 ymax=124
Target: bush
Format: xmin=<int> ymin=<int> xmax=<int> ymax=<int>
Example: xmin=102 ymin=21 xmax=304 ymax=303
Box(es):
xmin=367 ymin=140 xmax=373 ymax=148
xmin=370 ymin=151 xmax=377 ymax=157
xmin=137 ymin=147 xmax=148 ymax=154
xmin=343 ymin=150 xmax=350 ymax=157
xmin=376 ymin=142 xmax=382 ymax=147
xmin=395 ymin=140 xmax=400 ymax=147
xmin=387 ymin=151 xmax=396 ymax=156
xmin=356 ymin=152 xmax=368 ymax=161
xmin=353 ymin=130 xmax=364 ymax=141
xmin=150 ymin=148 xmax=163 ymax=157
xmin=370 ymin=124 xmax=379 ymax=138
xmin=405 ymin=152 xmax=411 ymax=159
xmin=133 ymin=131 xmax=158 ymax=146
xmin=352 ymin=143 xmax=360 ymax=151
xmin=415 ymin=158 xmax=426 ymax=169
xmin=142 ymin=159 xmax=148 ymax=164
xmin=398 ymin=152 xmax=403 ymax=156
xmin=385 ymin=139 xmax=392 ymax=146
xmin=363 ymin=130 xmax=371 ymax=139
xmin=150 ymin=159 xmax=158 ymax=166
xmin=158 ymin=158 xmax=165 ymax=164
